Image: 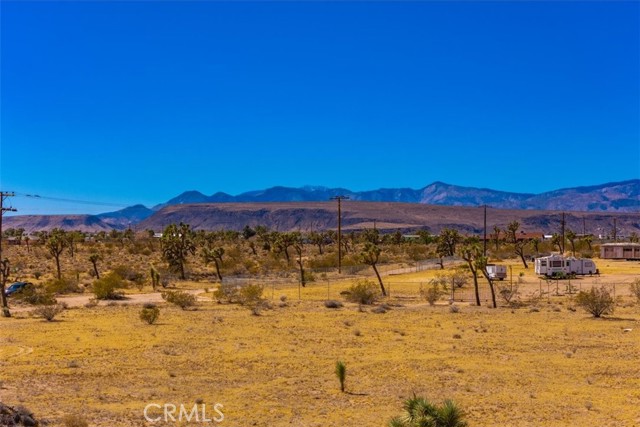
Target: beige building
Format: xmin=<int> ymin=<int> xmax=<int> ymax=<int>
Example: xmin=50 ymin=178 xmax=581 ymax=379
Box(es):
xmin=600 ymin=243 xmax=640 ymax=260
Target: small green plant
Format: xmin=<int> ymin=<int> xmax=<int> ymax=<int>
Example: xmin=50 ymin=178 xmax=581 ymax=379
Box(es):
xmin=575 ymin=286 xmax=615 ymax=318
xmin=344 ymin=279 xmax=378 ymax=305
xmin=33 ymin=304 xmax=64 ymax=321
xmin=93 ymin=272 xmax=126 ymax=300
xmin=388 ymin=395 xmax=467 ymax=427
xmin=335 ymin=360 xmax=346 ymax=392
xmin=140 ymin=303 xmax=160 ymax=324
xmin=162 ymin=290 xmax=196 ymax=310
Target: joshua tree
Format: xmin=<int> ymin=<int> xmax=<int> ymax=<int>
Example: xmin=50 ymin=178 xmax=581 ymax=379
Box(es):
xmin=202 ymin=247 xmax=224 ymax=281
xmin=293 ymin=235 xmax=306 ymax=287
xmin=459 ymin=241 xmax=482 ymax=307
xmin=506 ymin=221 xmax=529 ymax=269
xmin=89 ymin=253 xmax=102 ymax=279
xmin=437 ymin=228 xmax=462 ymax=257
xmin=1 ymin=258 xmax=11 ymax=317
xmin=161 ymin=223 xmax=196 ymax=280
xmin=492 ymin=225 xmax=501 ymax=251
xmin=46 ymin=228 xmax=67 ymax=280
xmin=360 ymin=242 xmax=387 ymax=296
xmin=416 ymin=229 xmax=432 ymax=246
xmin=566 ymin=229 xmax=577 ymax=256
xmin=308 ymin=231 xmax=328 ymax=255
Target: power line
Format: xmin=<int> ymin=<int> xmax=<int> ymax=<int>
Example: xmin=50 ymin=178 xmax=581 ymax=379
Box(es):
xmin=15 ymin=192 xmax=130 ymax=208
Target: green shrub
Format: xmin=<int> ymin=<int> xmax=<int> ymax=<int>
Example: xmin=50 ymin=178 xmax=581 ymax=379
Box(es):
xmin=45 ymin=277 xmax=81 ymax=295
xmin=14 ymin=285 xmax=57 ymax=306
xmin=238 ymin=283 xmax=264 ymax=306
xmin=213 ymin=282 xmax=241 ymax=303
xmin=162 ymin=290 xmax=196 ymax=309
xmin=140 ymin=304 xmax=160 ymax=324
xmin=33 ymin=304 xmax=64 ymax=321
xmin=388 ymin=395 xmax=467 ymax=427
xmin=575 ymin=286 xmax=615 ymax=318
xmin=93 ymin=272 xmax=126 ymax=300
xmin=344 ymin=279 xmax=379 ymax=305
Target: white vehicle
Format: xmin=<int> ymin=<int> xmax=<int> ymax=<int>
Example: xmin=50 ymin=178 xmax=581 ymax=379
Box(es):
xmin=534 ymin=255 xmax=597 ymax=276
xmin=485 ymin=264 xmax=507 ymax=280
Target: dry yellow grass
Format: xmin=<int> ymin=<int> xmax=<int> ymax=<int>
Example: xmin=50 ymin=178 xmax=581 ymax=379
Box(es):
xmin=1 ymin=261 xmax=639 ymax=426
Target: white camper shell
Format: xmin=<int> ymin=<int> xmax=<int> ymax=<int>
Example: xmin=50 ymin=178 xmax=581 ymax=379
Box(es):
xmin=485 ymin=264 xmax=507 ymax=280
xmin=534 ymin=255 xmax=597 ymax=277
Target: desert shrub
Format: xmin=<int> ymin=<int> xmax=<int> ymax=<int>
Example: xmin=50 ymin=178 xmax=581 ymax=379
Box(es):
xmin=450 ymin=269 xmax=469 ymax=288
xmin=45 ymin=277 xmax=82 ymax=295
xmin=303 ymin=270 xmax=316 ymax=283
xmin=140 ymin=304 xmax=160 ymax=324
xmin=238 ymin=283 xmax=264 ymax=306
xmin=344 ymin=279 xmax=379 ymax=305
xmin=14 ymin=286 xmax=57 ymax=306
xmin=93 ymin=272 xmax=126 ymax=300
xmin=498 ymin=283 xmax=519 ymax=304
xmin=420 ymin=277 xmax=448 ymax=306
xmin=62 ymin=414 xmax=89 ymax=427
xmin=575 ymin=286 xmax=615 ymax=318
xmin=162 ymin=290 xmax=196 ymax=309
xmin=33 ymin=304 xmax=64 ymax=321
xmin=630 ymin=279 xmax=640 ymax=303
xmin=113 ymin=265 xmax=144 ymax=289
xmin=213 ymin=282 xmax=241 ymax=303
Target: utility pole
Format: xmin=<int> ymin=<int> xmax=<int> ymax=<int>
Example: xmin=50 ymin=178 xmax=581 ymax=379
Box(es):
xmin=330 ymin=196 xmax=349 ymax=274
xmin=613 ymin=218 xmax=617 ymax=241
xmin=0 ymin=191 xmax=17 ymax=316
xmin=561 ymin=212 xmax=566 ymax=254
xmin=483 ymin=204 xmax=487 ymax=257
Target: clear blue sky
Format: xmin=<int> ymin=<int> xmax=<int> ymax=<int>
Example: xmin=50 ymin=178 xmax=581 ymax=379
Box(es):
xmin=1 ymin=1 xmax=638 ymax=215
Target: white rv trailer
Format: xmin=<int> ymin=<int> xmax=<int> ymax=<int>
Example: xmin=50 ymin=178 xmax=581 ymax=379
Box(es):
xmin=485 ymin=264 xmax=507 ymax=280
xmin=534 ymin=255 xmax=597 ymax=276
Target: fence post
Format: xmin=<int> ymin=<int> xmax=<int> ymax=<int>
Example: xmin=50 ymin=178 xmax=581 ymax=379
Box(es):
xmin=539 ymin=280 xmax=542 ymax=299
xmin=327 ymin=280 xmax=330 ymax=300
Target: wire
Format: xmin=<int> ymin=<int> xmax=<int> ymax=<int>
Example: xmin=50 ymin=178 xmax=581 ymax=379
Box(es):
xmin=14 ymin=193 xmax=129 ymax=208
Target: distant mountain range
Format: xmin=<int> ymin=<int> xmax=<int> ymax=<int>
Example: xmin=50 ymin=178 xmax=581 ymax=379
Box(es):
xmin=4 ymin=179 xmax=639 ymax=233
xmin=156 ymin=179 xmax=639 ymax=212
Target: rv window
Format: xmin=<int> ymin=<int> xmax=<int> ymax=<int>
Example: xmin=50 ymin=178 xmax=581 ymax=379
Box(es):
xmin=540 ymin=261 xmax=547 ymax=267
xmin=551 ymin=261 xmax=563 ymax=267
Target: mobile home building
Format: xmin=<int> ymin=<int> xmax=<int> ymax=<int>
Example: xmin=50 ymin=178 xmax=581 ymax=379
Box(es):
xmin=534 ymin=255 xmax=597 ymax=276
xmin=600 ymin=243 xmax=640 ymax=260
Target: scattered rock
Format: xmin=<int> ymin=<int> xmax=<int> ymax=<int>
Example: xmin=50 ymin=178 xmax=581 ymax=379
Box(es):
xmin=0 ymin=403 xmax=40 ymax=426
xmin=324 ymin=300 xmax=343 ymax=309
xmin=623 ymin=328 xmax=632 ymax=333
